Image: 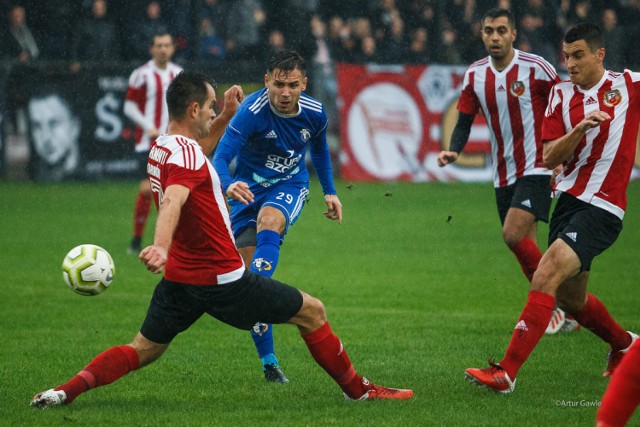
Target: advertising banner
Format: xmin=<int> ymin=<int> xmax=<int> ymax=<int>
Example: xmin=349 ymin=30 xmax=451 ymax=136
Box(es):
xmin=4 ymin=64 xmax=138 ymax=182
xmin=337 ymin=63 xmax=640 ymax=182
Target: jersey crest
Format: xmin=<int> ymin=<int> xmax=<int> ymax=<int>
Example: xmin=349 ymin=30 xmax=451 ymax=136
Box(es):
xmin=510 ymin=81 xmax=526 ymax=97
xmin=603 ymin=89 xmax=622 ymax=107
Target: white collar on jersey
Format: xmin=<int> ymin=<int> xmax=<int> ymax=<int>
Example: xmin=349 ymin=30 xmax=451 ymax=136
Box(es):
xmin=268 ymin=99 xmax=302 ymax=118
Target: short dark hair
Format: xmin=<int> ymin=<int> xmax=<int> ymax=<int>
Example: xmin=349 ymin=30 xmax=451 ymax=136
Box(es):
xmin=166 ymin=71 xmax=216 ymax=119
xmin=150 ymin=31 xmax=173 ymax=46
xmin=267 ymin=50 xmax=306 ymax=76
xmin=564 ymin=22 xmax=603 ymax=51
xmin=482 ymin=8 xmax=515 ymax=29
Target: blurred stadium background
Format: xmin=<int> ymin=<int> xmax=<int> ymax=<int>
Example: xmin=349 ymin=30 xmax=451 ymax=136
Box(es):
xmin=1 ymin=0 xmax=640 ymax=183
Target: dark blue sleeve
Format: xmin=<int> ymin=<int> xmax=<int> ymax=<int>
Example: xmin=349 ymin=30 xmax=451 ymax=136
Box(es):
xmin=309 ymin=119 xmax=336 ymax=195
xmin=212 ymin=125 xmax=243 ymax=193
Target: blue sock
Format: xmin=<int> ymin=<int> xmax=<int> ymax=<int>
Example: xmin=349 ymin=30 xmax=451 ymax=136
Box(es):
xmin=250 ymin=230 xmax=282 ymax=366
xmin=250 ymin=323 xmax=277 ymax=367
xmin=250 ymin=229 xmax=281 ymax=278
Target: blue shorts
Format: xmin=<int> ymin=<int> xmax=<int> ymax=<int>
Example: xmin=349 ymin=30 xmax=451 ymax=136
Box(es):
xmin=228 ymin=182 xmax=309 ymax=242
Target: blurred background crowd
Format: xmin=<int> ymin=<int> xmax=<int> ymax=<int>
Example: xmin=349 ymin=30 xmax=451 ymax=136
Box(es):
xmin=1 ymin=0 xmax=639 ymax=72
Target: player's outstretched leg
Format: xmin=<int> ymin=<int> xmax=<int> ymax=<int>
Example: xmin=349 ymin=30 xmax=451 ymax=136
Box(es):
xmin=250 ymin=229 xmax=287 ymax=382
xmin=31 ymin=345 xmax=140 ymax=408
xmin=465 ymin=291 xmax=555 ymax=393
xmin=301 ymin=322 xmax=413 ymax=400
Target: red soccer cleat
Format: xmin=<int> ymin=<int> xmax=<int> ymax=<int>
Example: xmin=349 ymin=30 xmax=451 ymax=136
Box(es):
xmin=465 ymin=362 xmax=515 ymax=394
xmin=345 ymin=377 xmax=414 ymax=401
xmin=603 ymin=331 xmax=638 ymax=377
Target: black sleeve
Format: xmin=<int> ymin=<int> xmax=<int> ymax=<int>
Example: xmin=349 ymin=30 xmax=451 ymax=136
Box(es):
xmin=448 ymin=112 xmax=475 ymax=154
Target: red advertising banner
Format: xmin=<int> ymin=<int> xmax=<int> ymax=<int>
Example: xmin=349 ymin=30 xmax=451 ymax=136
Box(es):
xmin=337 ymin=63 xmax=640 ymax=182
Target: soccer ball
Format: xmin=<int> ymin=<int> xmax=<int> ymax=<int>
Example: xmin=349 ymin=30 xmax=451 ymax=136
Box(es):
xmin=62 ymin=244 xmax=115 ymax=296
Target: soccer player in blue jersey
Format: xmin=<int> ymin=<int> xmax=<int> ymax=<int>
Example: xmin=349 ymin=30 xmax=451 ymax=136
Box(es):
xmin=213 ymin=51 xmax=342 ymax=383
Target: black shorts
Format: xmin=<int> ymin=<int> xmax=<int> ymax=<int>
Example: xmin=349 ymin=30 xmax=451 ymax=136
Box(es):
xmin=135 ymin=151 xmax=149 ymax=180
xmin=495 ymin=175 xmax=552 ymax=224
xmin=140 ymin=271 xmax=304 ymax=344
xmin=548 ymin=192 xmax=623 ymax=272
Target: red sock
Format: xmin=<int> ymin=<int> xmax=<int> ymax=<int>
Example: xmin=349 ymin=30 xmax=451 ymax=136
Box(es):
xmin=571 ymin=294 xmax=630 ymax=351
xmin=55 ymin=345 xmax=140 ymax=404
xmin=133 ymin=192 xmax=151 ymax=238
xmin=301 ymin=322 xmax=365 ymax=399
xmin=500 ymin=291 xmax=555 ymax=379
xmin=597 ymin=341 xmax=640 ymax=427
xmin=509 ymin=236 xmax=542 ymax=282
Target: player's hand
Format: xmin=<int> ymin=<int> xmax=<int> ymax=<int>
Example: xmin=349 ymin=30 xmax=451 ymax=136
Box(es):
xmin=147 ymin=128 xmax=161 ymax=139
xmin=578 ymin=111 xmax=611 ymax=133
xmin=220 ymin=85 xmax=244 ymax=119
xmin=437 ymin=151 xmax=458 ymax=167
xmin=323 ymin=194 xmax=342 ymax=224
xmin=139 ymin=245 xmax=167 ymax=274
xmin=550 ymin=165 xmax=562 ymax=187
xmin=227 ymin=181 xmax=254 ymax=205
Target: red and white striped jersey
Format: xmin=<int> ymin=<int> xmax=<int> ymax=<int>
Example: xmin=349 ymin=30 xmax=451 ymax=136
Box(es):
xmin=542 ymin=70 xmax=640 ymax=219
xmin=458 ymin=49 xmax=560 ymax=187
xmin=126 ymin=60 xmax=183 ymax=152
xmin=147 ymin=135 xmax=245 ymax=285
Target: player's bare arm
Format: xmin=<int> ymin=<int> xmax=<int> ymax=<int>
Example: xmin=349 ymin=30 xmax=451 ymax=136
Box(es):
xmin=140 ymin=184 xmax=190 ymax=273
xmin=543 ymin=110 xmax=611 ymax=169
xmin=200 ymin=85 xmax=245 ymax=156
xmin=227 ymin=181 xmax=254 ymax=205
xmin=323 ymin=194 xmax=342 ymax=224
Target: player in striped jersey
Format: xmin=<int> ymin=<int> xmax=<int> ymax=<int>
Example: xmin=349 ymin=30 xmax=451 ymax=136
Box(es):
xmin=437 ymin=8 xmax=575 ymax=334
xmin=466 ymin=22 xmax=637 ymax=394
xmin=124 ymin=32 xmax=183 ymax=254
xmin=31 ymin=71 xmax=412 ymax=408
xmin=213 ymin=51 xmax=342 ymax=383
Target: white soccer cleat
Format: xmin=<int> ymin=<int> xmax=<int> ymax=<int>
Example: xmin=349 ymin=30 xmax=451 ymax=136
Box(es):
xmin=545 ymin=307 xmax=566 ymax=335
xmin=31 ymin=389 xmax=67 ymax=409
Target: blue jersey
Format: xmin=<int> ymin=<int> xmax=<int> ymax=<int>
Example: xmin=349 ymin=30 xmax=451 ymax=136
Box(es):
xmin=213 ymin=88 xmax=336 ymax=195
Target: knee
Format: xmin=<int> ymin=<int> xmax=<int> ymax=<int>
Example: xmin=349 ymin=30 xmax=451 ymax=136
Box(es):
xmin=295 ymin=293 xmax=328 ymax=332
xmin=256 ymin=214 xmax=283 ymax=232
xmin=305 ymin=296 xmax=327 ymax=323
xmin=530 ymin=267 xmax=556 ymax=294
xmin=502 ymin=227 xmax=523 ymax=248
xmin=130 ymin=334 xmax=167 ymax=368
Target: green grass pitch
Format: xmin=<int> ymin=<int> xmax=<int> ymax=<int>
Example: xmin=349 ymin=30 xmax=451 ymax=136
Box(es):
xmin=1 ymin=180 xmax=638 ymax=426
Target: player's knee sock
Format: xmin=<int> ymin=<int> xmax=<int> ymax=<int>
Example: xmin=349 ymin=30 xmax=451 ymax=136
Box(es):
xmin=250 ymin=323 xmax=277 ymax=367
xmin=571 ymin=294 xmax=631 ymax=351
xmin=597 ymin=341 xmax=640 ymax=427
xmin=55 ymin=345 xmax=139 ymax=404
xmin=250 ymin=230 xmax=281 ymax=278
xmin=301 ymin=322 xmax=366 ymax=399
xmin=133 ymin=192 xmax=151 ymax=239
xmin=249 ymin=230 xmax=282 ymax=364
xmin=509 ymin=236 xmax=542 ymax=282
xmin=500 ymin=291 xmax=555 ymax=379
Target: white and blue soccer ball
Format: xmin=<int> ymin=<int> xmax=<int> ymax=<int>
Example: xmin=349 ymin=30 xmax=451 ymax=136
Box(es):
xmin=62 ymin=244 xmax=115 ymax=296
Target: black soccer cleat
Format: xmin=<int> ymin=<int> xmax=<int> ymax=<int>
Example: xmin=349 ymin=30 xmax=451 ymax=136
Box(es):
xmin=128 ymin=237 xmax=142 ymax=255
xmin=264 ymin=364 xmax=289 ymax=383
